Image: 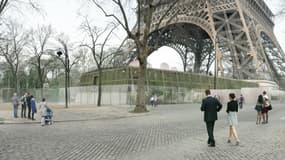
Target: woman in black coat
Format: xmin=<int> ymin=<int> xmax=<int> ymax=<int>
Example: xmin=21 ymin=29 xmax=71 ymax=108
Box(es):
xmin=226 ymin=93 xmax=240 ymax=145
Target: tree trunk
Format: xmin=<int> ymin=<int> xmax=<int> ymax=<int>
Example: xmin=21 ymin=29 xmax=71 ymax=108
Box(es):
xmin=97 ymin=69 xmax=102 ymax=106
xmin=183 ymin=63 xmax=187 ymax=72
xmin=134 ymin=57 xmax=148 ymax=113
xmin=194 ymin=44 xmax=203 ymax=73
xmin=183 ymin=52 xmax=187 ymax=72
xmin=194 ymin=57 xmax=202 ymax=73
xmin=9 ymin=66 xmax=18 ymax=93
xmin=40 ymin=87 xmax=44 ymax=99
xmin=183 ymin=48 xmax=189 ymax=72
xmin=14 ymin=73 xmax=19 ymax=94
xmin=67 ymin=69 xmax=70 ymax=104
xmin=37 ymin=58 xmax=44 ymax=99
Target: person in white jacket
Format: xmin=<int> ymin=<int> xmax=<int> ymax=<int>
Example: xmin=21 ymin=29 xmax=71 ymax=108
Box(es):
xmin=39 ymin=98 xmax=47 ymax=126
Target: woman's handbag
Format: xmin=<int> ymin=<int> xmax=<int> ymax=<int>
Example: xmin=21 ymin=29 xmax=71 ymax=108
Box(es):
xmin=267 ymin=104 xmax=272 ymax=110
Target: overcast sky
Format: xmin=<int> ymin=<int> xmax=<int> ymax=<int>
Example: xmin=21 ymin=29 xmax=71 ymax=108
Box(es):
xmin=6 ymin=0 xmax=285 ymax=71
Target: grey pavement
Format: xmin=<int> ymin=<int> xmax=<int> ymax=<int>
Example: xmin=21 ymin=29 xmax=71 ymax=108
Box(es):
xmin=0 ymin=103 xmax=284 ymax=160
xmin=0 ymin=105 xmax=148 ymax=124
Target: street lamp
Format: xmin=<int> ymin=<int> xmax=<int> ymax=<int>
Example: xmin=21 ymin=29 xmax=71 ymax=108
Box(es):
xmin=57 ymin=50 xmax=70 ymax=108
xmin=214 ymin=37 xmax=219 ymax=89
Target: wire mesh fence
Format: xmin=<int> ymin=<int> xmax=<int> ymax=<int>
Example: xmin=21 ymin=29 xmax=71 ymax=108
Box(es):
xmin=1 ymin=85 xmax=285 ymax=105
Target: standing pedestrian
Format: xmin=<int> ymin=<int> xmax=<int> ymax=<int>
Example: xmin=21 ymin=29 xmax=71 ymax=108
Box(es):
xmin=238 ymin=94 xmax=244 ymax=109
xmin=226 ymin=93 xmax=240 ymax=145
xmin=201 ymin=89 xmax=223 ymax=147
xmin=11 ymin=93 xmax=19 ymax=118
xmin=150 ymin=95 xmax=155 ymax=107
xmin=255 ymin=95 xmax=263 ymax=125
xmin=154 ymin=94 xmax=158 ymax=107
xmin=262 ymin=91 xmax=270 ymax=124
xmin=30 ymin=95 xmax=37 ymax=120
xmin=39 ymin=98 xmax=48 ymax=126
xmin=26 ymin=92 xmax=32 ymax=119
xmin=21 ymin=93 xmax=27 ymax=118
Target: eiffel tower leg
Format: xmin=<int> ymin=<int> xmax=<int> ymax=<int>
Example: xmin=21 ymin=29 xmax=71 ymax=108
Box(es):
xmin=236 ymin=0 xmax=259 ymax=79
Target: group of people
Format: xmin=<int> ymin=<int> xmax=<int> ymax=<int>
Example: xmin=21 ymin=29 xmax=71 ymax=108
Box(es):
xmin=200 ymin=89 xmax=271 ymax=147
xmin=12 ymin=92 xmax=37 ymax=120
xmin=11 ymin=92 xmax=51 ymax=126
xmin=255 ymin=91 xmax=272 ymax=125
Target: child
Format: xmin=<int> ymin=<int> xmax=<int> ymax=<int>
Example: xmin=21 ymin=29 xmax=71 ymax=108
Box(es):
xmin=39 ymin=98 xmax=47 ymax=126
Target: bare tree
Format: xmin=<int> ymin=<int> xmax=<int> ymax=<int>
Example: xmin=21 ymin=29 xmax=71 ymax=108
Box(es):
xmin=201 ymin=39 xmax=215 ymax=74
xmin=28 ymin=25 xmax=52 ymax=98
xmin=0 ymin=20 xmax=29 ymax=93
xmin=0 ymin=0 xmax=8 ymax=15
xmin=92 ymin=0 xmax=179 ymax=112
xmin=0 ymin=0 xmax=40 ymax=17
xmin=80 ymin=17 xmax=117 ymax=106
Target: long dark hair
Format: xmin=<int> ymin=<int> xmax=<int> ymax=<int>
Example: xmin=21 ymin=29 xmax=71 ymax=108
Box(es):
xmin=257 ymin=95 xmax=263 ymax=104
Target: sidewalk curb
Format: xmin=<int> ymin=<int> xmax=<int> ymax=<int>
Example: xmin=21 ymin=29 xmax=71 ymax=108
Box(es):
xmin=0 ymin=113 xmax=150 ymax=125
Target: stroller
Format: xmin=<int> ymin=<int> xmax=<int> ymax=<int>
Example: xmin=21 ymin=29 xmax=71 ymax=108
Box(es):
xmin=45 ymin=107 xmax=53 ymax=125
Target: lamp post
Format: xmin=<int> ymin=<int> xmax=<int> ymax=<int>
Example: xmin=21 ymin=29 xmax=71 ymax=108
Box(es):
xmin=214 ymin=37 xmax=219 ymax=89
xmin=57 ymin=50 xmax=70 ymax=108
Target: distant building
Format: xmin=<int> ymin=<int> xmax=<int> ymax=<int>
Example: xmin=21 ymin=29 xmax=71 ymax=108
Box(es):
xmin=160 ymin=62 xmax=169 ymax=70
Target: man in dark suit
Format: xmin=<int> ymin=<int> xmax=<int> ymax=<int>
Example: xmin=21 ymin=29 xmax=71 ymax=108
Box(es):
xmin=201 ymin=89 xmax=222 ymax=147
xmin=26 ymin=92 xmax=32 ymax=119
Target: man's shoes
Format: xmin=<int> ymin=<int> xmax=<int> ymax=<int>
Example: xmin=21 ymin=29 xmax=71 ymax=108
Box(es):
xmin=208 ymin=143 xmax=215 ymax=147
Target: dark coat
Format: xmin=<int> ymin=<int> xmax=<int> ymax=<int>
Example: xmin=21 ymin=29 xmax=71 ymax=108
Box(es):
xmin=31 ymin=98 xmax=37 ymax=113
xmin=27 ymin=96 xmax=32 ymax=106
xmin=226 ymin=100 xmax=238 ymax=113
xmin=201 ymin=96 xmax=222 ymax=122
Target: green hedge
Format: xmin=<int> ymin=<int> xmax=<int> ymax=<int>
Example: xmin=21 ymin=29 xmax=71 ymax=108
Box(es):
xmin=80 ymin=67 xmax=258 ymax=89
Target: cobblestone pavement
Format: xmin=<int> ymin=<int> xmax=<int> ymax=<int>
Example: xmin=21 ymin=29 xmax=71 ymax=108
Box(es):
xmin=0 ymin=103 xmax=284 ymax=160
xmin=0 ymin=105 xmax=146 ymax=124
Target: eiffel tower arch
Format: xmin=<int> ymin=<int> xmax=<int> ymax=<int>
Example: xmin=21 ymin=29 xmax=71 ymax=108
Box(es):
xmin=138 ymin=0 xmax=285 ymax=83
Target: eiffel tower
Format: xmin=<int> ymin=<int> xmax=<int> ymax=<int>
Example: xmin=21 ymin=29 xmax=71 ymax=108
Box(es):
xmin=126 ymin=0 xmax=285 ymax=85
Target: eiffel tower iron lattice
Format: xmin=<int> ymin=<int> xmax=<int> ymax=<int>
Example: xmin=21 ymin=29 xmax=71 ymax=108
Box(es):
xmin=121 ymin=0 xmax=285 ymax=85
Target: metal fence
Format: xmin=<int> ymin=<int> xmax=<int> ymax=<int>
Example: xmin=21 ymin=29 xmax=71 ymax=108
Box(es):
xmin=1 ymin=85 xmax=285 ymax=105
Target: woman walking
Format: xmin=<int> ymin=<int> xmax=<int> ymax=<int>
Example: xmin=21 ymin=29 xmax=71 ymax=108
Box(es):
xmin=226 ymin=93 xmax=240 ymax=145
xmin=255 ymin=95 xmax=264 ymax=125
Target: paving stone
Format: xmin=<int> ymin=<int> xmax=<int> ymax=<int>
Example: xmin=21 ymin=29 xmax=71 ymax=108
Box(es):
xmin=0 ymin=104 xmax=284 ymax=160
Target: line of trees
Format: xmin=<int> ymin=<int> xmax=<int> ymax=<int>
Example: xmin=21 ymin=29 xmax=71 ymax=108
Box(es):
xmin=0 ymin=1 xmax=123 ymax=105
xmin=0 ymin=21 xmax=84 ymax=93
